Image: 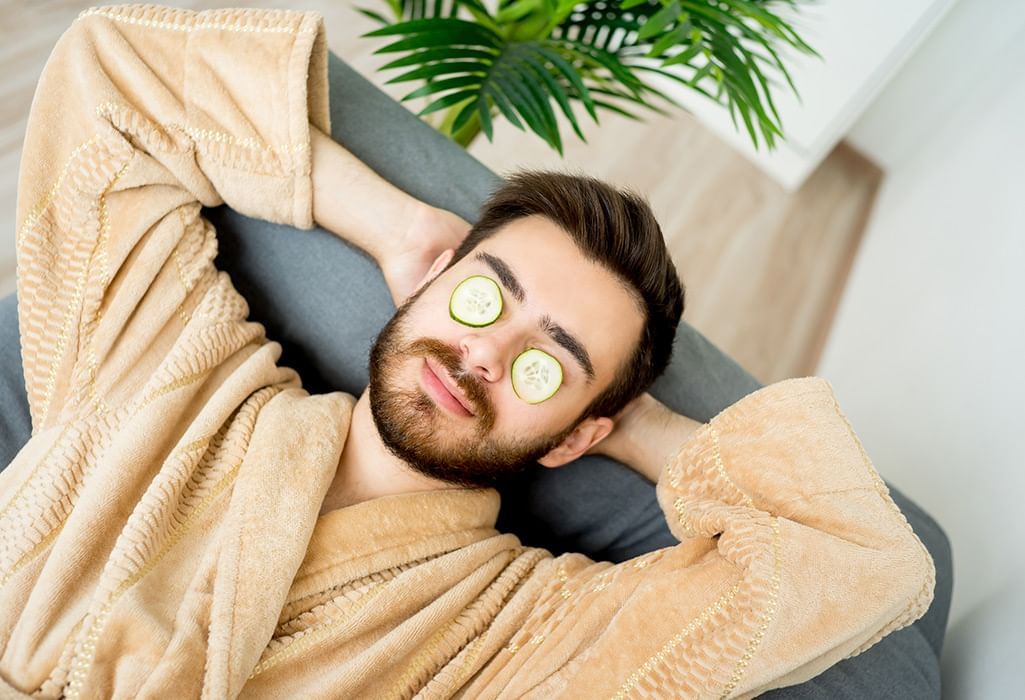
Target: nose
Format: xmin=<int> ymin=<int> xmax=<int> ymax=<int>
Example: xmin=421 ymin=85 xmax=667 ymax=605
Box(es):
xmin=459 ymin=330 xmax=508 ymax=384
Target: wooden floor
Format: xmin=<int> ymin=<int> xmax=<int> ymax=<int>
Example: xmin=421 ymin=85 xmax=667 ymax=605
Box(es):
xmin=0 ymin=0 xmax=882 ymax=385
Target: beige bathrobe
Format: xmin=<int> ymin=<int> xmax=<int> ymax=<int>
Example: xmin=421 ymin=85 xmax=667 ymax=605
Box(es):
xmin=0 ymin=4 xmax=935 ymax=698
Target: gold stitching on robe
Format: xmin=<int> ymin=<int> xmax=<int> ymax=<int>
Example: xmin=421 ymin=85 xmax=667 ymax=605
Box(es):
xmin=719 ymin=516 xmax=782 ymax=697
xmin=391 ymin=615 xmax=467 ymax=695
xmin=555 ymin=562 xmax=573 ymax=601
xmin=247 ymin=581 xmax=391 ymax=679
xmin=168 ymin=123 xmax=308 ymax=156
xmin=388 ymin=601 xmax=490 ymax=696
xmin=440 ymin=634 xmax=488 ymax=693
xmin=78 ymin=6 xmax=320 ymax=35
xmin=27 ymin=137 xmax=130 ymax=427
xmin=592 ymin=570 xmax=613 ymax=593
xmin=0 ymin=421 xmax=86 ymax=592
xmin=632 ymin=552 xmax=656 ymax=569
xmin=611 ymin=582 xmax=743 ymax=699
xmin=825 ymin=389 xmax=933 ymax=649
xmin=84 ymin=348 xmax=110 ymax=417
xmin=172 ymin=208 xmax=198 ymax=326
xmin=64 ymin=436 xmax=238 ymax=700
xmin=0 ymin=421 xmax=73 ymax=528
xmin=389 ymin=547 xmax=544 ymax=696
xmin=0 ymin=521 xmax=66 ymax=590
xmin=137 ymin=367 xmax=215 ymax=411
xmin=614 ymin=428 xmax=780 ymax=698
xmin=17 ymin=135 xmax=102 ymax=248
xmin=711 ymin=424 xmax=754 ymax=507
xmin=95 ymin=101 xmax=307 ymax=160
xmin=81 ymin=157 xmax=131 ymax=418
xmin=38 ymin=224 xmax=94 ymax=428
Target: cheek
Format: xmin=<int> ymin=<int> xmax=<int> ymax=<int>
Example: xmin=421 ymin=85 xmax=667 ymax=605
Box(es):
xmin=491 ymin=384 xmax=577 ymax=435
xmin=425 ymin=281 xmax=483 ymax=332
xmin=492 ymin=400 xmax=544 ymax=436
xmin=404 ymin=292 xmax=461 ymax=340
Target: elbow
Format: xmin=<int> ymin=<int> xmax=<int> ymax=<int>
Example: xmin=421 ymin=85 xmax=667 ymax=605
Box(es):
xmin=901 ymin=532 xmax=938 ymax=628
xmin=872 ymin=528 xmax=938 ymax=634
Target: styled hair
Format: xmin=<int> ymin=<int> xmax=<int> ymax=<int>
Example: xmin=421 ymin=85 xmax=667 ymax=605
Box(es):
xmin=448 ymin=169 xmax=685 ymax=420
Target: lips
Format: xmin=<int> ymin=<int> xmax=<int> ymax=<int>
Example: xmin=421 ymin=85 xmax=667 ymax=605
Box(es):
xmin=423 ymin=357 xmax=475 ymax=415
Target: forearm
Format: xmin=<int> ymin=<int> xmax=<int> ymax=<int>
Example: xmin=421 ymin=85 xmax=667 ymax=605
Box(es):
xmin=310 ymin=124 xmax=422 ymax=264
xmin=601 ymin=395 xmax=704 ymax=482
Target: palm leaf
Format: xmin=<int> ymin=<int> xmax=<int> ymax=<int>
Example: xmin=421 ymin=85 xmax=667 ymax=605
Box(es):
xmin=363 ymin=16 xmax=503 ymax=44
xmin=401 ymin=74 xmax=483 ymax=101
xmin=552 ymin=0 xmax=818 ymax=149
xmin=450 ymin=95 xmax=482 ymax=132
xmin=476 ymin=94 xmax=495 ymax=139
xmin=356 ymin=0 xmax=818 ymax=152
xmin=379 ymin=46 xmax=498 ymax=70
xmin=419 ymin=88 xmax=482 ymax=116
xmin=591 ymin=98 xmax=643 ymax=121
xmin=366 ymin=12 xmax=601 ymax=150
xmin=384 ymin=60 xmax=489 ymax=84
xmin=540 ymin=36 xmax=671 ymax=129
xmin=493 ymin=65 xmax=560 ymax=150
xmin=486 ymin=80 xmax=526 ymax=131
xmin=534 ymin=45 xmax=600 ymax=122
xmin=355 ymin=5 xmax=392 ymax=26
xmin=506 ymin=60 xmax=564 ymax=153
xmin=520 ymin=50 xmax=588 ymax=142
xmin=637 ymin=0 xmax=681 ymax=41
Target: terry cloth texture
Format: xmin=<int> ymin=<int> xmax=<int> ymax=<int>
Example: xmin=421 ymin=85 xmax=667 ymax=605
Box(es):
xmin=0 ymin=4 xmax=935 ymax=698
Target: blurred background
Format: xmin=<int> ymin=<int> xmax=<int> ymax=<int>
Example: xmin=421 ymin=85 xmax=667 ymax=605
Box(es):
xmin=1 ymin=0 xmax=1022 ymax=695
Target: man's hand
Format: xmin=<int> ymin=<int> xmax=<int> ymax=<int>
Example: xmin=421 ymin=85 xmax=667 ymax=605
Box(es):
xmin=310 ymin=126 xmax=472 ymax=303
xmin=584 ymin=392 xmax=660 ymax=459
xmin=587 ymin=393 xmax=704 ymax=483
xmin=380 ymin=204 xmax=471 ymax=306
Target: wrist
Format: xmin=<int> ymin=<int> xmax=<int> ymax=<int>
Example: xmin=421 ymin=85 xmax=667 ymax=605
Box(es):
xmin=612 ymin=398 xmax=703 ymax=482
xmin=392 ymin=202 xmax=447 ymax=260
xmin=379 ymin=204 xmax=470 ymax=305
xmin=595 ymin=394 xmax=657 ymax=466
xmin=310 ymin=125 xmax=424 ymax=264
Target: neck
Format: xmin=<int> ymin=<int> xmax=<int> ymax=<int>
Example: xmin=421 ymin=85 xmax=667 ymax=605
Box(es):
xmin=319 ymin=391 xmax=455 ymax=515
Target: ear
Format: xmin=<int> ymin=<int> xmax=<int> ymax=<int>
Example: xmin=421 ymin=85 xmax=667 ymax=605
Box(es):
xmin=537 ymin=416 xmax=615 ymax=468
xmin=413 ymin=248 xmax=455 ymax=296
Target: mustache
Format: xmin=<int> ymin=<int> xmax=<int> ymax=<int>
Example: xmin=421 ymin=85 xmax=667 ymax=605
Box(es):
xmin=404 ymin=337 xmax=495 ymax=429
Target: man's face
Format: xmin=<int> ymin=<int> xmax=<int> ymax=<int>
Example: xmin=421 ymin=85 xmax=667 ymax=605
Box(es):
xmin=368 ymin=214 xmax=644 ymax=487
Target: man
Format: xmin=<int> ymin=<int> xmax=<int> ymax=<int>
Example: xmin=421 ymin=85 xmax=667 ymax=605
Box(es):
xmin=313 ymin=128 xmax=689 ymax=509
xmin=0 ymin=5 xmax=934 ymax=698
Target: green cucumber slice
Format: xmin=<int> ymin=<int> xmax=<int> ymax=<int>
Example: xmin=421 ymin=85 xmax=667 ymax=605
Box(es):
xmin=511 ymin=348 xmax=563 ymax=404
xmin=450 ymin=275 xmax=503 ymax=327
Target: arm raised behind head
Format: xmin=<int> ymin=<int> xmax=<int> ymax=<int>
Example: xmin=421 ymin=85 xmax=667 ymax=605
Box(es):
xmin=586 ymin=391 xmax=704 ymax=482
xmin=310 ymin=125 xmax=471 ymax=305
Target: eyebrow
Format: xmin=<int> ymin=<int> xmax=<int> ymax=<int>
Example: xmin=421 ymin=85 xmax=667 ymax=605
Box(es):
xmin=475 ymin=251 xmax=597 ymax=382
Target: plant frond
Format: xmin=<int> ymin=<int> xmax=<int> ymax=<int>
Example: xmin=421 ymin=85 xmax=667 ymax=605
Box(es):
xmin=358 ymin=0 xmax=819 ymax=152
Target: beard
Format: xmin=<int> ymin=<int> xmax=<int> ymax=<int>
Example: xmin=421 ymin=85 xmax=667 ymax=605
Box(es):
xmin=367 ymin=290 xmax=579 ymax=489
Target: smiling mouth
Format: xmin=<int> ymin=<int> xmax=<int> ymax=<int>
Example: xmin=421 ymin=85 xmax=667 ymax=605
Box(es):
xmin=421 ymin=358 xmax=475 ymax=416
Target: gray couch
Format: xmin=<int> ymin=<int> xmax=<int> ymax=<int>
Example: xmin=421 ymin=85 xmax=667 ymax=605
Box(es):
xmin=0 ymin=52 xmax=952 ymax=697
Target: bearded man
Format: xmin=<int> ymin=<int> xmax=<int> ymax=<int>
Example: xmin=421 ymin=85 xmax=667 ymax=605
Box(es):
xmin=0 ymin=5 xmax=934 ymax=698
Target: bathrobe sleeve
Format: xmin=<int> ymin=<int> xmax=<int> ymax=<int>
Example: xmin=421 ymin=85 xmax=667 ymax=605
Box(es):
xmin=1 ymin=7 xmax=343 ymax=698
xmin=476 ymin=377 xmax=936 ymax=699
xmin=13 ymin=4 xmax=329 ymax=434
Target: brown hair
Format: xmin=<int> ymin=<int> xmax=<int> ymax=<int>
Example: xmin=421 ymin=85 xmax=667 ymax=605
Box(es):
xmin=448 ymin=169 xmax=685 ymax=420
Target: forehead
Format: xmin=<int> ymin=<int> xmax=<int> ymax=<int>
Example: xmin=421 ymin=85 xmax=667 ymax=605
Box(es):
xmin=470 ymin=215 xmax=644 ymax=383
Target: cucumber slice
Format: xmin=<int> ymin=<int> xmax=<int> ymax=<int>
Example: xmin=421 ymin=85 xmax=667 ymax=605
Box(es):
xmin=511 ymin=348 xmax=563 ymax=404
xmin=450 ymin=275 xmax=503 ymax=327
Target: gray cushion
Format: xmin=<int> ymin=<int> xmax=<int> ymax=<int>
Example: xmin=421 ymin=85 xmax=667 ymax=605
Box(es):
xmin=0 ymin=52 xmax=950 ymax=697
xmin=0 ymin=293 xmax=30 ymax=462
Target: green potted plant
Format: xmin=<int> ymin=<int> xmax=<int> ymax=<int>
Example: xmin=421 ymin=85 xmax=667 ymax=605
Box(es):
xmin=357 ymin=0 xmax=819 ymax=154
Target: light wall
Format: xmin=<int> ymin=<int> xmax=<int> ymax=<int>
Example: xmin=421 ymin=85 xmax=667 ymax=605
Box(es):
xmin=820 ymin=0 xmax=1025 ymax=694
